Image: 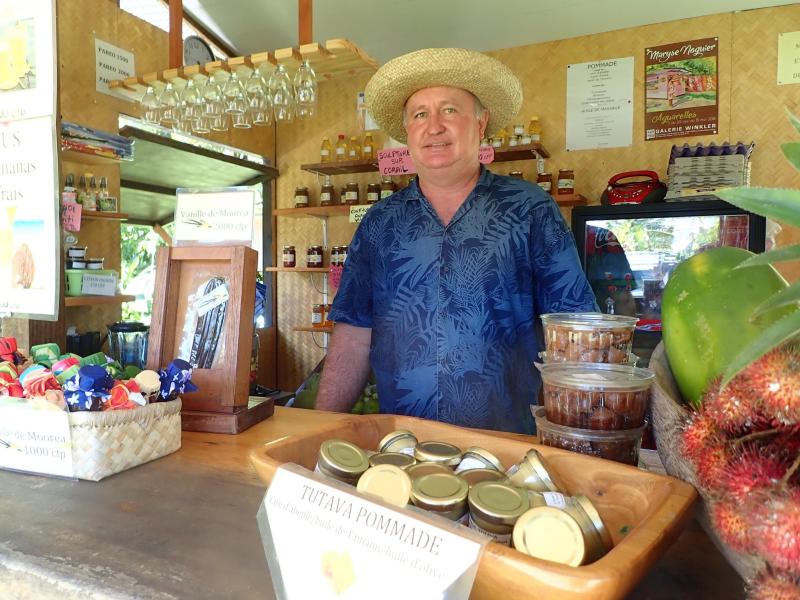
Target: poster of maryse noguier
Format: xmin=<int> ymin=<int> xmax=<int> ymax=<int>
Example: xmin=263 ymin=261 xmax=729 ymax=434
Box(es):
xmin=644 ymin=37 xmax=719 ymax=141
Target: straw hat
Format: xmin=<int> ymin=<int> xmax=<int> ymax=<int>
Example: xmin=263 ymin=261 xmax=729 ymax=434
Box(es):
xmin=365 ymin=48 xmax=523 ymax=144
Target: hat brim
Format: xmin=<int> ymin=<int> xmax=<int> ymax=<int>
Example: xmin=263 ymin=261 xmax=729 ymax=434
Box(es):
xmin=365 ymin=48 xmax=523 ymax=144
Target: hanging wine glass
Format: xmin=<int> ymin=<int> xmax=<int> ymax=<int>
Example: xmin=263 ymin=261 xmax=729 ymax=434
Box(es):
xmin=140 ymin=86 xmax=160 ymax=124
xmin=244 ymin=69 xmax=272 ymax=127
xmin=231 ymin=111 xmax=252 ymax=129
xmin=159 ymin=82 xmax=180 ymax=126
xmin=201 ymin=76 xmax=224 ymax=117
xmin=222 ymin=71 xmax=247 ymax=115
xmin=269 ymin=64 xmax=295 ymax=122
xmin=294 ymin=60 xmax=317 ymax=120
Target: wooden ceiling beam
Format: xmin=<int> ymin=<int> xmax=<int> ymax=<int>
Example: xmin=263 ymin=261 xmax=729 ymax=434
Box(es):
xmin=299 ymin=0 xmax=312 ymax=45
xmin=168 ymin=0 xmax=182 ymax=69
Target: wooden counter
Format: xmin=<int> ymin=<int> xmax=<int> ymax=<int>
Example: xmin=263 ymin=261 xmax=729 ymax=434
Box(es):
xmin=0 ymin=407 xmax=743 ymax=599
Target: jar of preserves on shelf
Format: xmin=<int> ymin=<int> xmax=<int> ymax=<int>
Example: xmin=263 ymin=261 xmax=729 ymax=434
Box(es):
xmin=537 ymin=172 xmax=553 ymax=194
xmin=380 ymin=177 xmax=397 ymax=200
xmin=557 ymin=169 xmax=575 ymax=195
xmin=366 ymin=183 xmax=381 ymax=204
xmin=312 ymin=303 xmax=325 ymax=327
xmin=306 ymin=245 xmax=323 ymax=268
xmin=508 ymin=135 xmax=519 ymax=147
xmin=339 ymin=244 xmax=348 ymax=265
xmin=319 ymin=176 xmax=335 ymax=206
xmin=282 ymin=245 xmax=296 ymax=268
xmin=294 ymin=186 xmax=310 ymax=208
xmin=330 ymin=246 xmax=340 ymax=267
xmin=344 ymin=182 xmax=360 ymax=205
xmin=324 ymin=304 xmax=333 ymax=327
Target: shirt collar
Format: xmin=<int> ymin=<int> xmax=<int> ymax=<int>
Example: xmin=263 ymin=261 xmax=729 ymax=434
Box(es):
xmin=401 ymin=165 xmax=494 ymax=203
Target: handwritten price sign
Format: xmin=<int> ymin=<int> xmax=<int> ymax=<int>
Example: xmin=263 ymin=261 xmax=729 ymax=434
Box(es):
xmin=377 ymin=146 xmax=495 ymax=176
xmin=61 ymin=201 xmax=82 ymax=232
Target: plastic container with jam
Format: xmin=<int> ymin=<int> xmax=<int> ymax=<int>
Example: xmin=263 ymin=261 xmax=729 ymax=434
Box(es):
xmin=536 ymin=172 xmax=553 ymax=194
xmin=357 ymin=464 xmax=412 ymax=507
xmin=540 ymin=312 xmax=637 ymax=364
xmin=454 ymin=446 xmax=504 ymax=473
xmin=344 ymin=182 xmax=360 ymax=205
xmin=378 ymin=429 xmax=418 ymax=456
xmin=534 ymin=407 xmax=646 ymax=465
xmin=557 ymin=168 xmax=575 ymax=195
xmin=86 ymin=258 xmax=104 ymax=270
xmin=413 ymin=440 xmax=462 ymax=467
xmin=467 ymin=481 xmax=529 ymax=545
xmin=536 ymin=362 xmax=655 ymax=430
xmin=366 ymin=183 xmax=381 ymax=204
xmin=67 ymin=246 xmax=87 ymax=259
xmin=315 ymin=438 xmax=369 ymax=484
xmin=282 ymin=245 xmax=296 ymax=268
xmin=294 ymin=186 xmax=310 ymax=208
xmin=410 ymin=472 xmax=469 ymax=522
xmin=505 ymin=448 xmax=564 ymax=493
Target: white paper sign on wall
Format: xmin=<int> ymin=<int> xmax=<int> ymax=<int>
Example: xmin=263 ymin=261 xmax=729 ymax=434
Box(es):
xmin=0 ymin=398 xmax=73 ymax=478
xmin=257 ymin=464 xmax=488 ymax=599
xmin=174 ymin=187 xmax=255 ymax=245
xmin=95 ymin=38 xmax=135 ymax=99
xmin=81 ymin=273 xmax=117 ymax=296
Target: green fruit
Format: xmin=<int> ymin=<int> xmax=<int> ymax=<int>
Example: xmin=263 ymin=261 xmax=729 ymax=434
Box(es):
xmin=662 ymin=246 xmax=794 ymax=408
xmin=351 ymin=400 xmax=364 ymax=414
xmin=363 ymin=397 xmax=380 ymax=414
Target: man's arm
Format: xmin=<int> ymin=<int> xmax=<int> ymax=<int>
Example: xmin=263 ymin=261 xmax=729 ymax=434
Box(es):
xmin=315 ymin=323 xmax=372 ymax=412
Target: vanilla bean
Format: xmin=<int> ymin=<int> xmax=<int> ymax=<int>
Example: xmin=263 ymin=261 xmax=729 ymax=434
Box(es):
xmin=780 ymin=453 xmax=800 ymax=489
xmin=731 ymin=428 xmax=781 ymax=446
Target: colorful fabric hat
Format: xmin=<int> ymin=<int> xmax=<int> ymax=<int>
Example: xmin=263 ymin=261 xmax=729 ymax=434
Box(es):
xmin=19 ymin=364 xmax=61 ymax=399
xmin=158 ymin=359 xmax=198 ymax=401
xmin=103 ymin=380 xmax=145 ymax=411
xmin=364 ymin=47 xmax=523 ymax=144
xmin=0 ymin=372 xmax=23 ymax=398
xmin=63 ymin=365 xmax=113 ymax=411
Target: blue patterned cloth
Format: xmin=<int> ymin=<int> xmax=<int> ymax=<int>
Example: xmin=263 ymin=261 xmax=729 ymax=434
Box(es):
xmin=329 ymin=168 xmax=598 ymax=434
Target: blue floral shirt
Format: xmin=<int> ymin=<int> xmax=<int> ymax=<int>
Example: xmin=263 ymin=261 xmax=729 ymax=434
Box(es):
xmin=329 ymin=168 xmax=597 ymax=433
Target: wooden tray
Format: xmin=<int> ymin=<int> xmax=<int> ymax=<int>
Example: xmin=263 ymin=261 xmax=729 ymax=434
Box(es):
xmin=250 ymin=414 xmax=697 ymax=600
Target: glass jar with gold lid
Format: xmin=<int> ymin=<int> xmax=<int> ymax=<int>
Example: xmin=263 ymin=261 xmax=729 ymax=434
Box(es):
xmin=467 ymin=481 xmax=529 ymax=545
xmin=405 ymin=461 xmax=453 ymax=481
xmin=513 ymin=506 xmax=586 ymax=565
xmin=410 ymin=472 xmax=469 ymax=521
xmin=459 ymin=467 xmax=508 ymax=489
xmin=454 ymin=446 xmax=504 ymax=473
xmin=356 ymin=464 xmax=412 ymax=507
xmin=315 ymin=438 xmax=369 ymax=484
xmin=506 ymin=448 xmax=564 ymax=492
xmin=414 ymin=440 xmax=462 ymax=467
xmin=368 ymin=451 xmax=416 ymax=469
xmin=378 ymin=429 xmax=418 ymax=456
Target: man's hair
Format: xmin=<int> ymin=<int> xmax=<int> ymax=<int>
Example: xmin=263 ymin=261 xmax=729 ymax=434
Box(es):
xmin=402 ymin=93 xmax=486 ymax=127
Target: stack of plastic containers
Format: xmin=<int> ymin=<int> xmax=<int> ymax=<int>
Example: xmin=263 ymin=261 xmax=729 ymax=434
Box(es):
xmin=535 ymin=313 xmax=655 ymax=465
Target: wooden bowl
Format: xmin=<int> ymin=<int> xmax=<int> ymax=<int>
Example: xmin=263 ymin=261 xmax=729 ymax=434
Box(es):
xmin=649 ymin=342 xmax=764 ymax=580
xmin=251 ymin=413 xmax=696 ymax=599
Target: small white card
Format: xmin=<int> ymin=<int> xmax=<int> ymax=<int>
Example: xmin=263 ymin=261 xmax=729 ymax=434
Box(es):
xmin=257 ymin=464 xmax=487 ymax=599
xmin=0 ymin=398 xmax=74 ymax=478
xmin=81 ymin=273 xmax=117 ymax=296
xmin=349 ymin=205 xmax=370 ymax=224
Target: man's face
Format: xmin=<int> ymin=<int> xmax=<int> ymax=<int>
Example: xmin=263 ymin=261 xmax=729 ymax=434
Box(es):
xmin=403 ymin=86 xmax=488 ymax=174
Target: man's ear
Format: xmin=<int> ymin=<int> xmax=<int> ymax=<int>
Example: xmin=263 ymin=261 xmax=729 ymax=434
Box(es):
xmin=478 ymin=110 xmax=489 ymax=139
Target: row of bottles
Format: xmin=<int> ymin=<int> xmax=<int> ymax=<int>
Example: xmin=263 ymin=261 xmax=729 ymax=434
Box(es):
xmin=483 ymin=116 xmax=542 ymax=149
xmin=62 ymin=173 xmax=110 ymax=211
xmin=295 ymin=176 xmax=401 ymax=208
xmin=320 ymin=132 xmax=377 ymax=163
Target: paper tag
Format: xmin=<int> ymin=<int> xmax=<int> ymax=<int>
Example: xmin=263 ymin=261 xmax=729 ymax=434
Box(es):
xmin=61 ymin=200 xmax=82 ymax=232
xmin=0 ymin=399 xmax=74 ymax=478
xmin=195 ymin=283 xmax=229 ymax=317
xmin=81 ymin=273 xmax=117 ymax=296
xmin=378 ymin=147 xmax=416 ymax=176
xmin=542 ymin=492 xmax=567 ymax=509
xmin=468 ymin=513 xmax=511 ymax=546
xmin=478 ymin=145 xmax=495 ymax=164
xmin=349 ymin=205 xmax=370 ymax=224
xmin=257 ymin=464 xmax=487 ymax=599
xmin=328 ymin=265 xmax=343 ymax=290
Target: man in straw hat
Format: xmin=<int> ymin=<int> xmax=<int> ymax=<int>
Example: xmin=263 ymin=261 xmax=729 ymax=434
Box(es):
xmin=317 ymin=48 xmax=596 ymax=434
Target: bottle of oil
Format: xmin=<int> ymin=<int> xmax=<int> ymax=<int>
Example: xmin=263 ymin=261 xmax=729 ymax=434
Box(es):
xmin=527 ymin=116 xmax=542 ymax=143
xmin=320 ymin=136 xmax=333 ymax=163
xmin=362 ymin=132 xmax=375 ymax=161
xmin=348 ymin=136 xmax=362 ymax=160
xmin=76 ymin=174 xmax=87 ymax=205
xmin=85 ymin=175 xmax=98 ymax=210
xmin=335 ymin=133 xmax=348 ymax=161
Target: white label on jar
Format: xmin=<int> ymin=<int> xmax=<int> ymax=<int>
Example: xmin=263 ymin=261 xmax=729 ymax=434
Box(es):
xmin=521 ymin=134 xmax=532 ymax=145
xmin=508 ymin=137 xmax=519 ymax=147
xmin=513 ymin=125 xmax=525 ymax=136
xmin=311 ymin=310 xmax=323 ymax=325
xmin=320 ymin=149 xmax=330 ymax=156
xmin=542 ymin=491 xmax=567 ymax=508
xmin=294 ymin=195 xmax=308 ymax=206
xmin=468 ymin=513 xmax=511 ymax=545
xmin=506 ymin=463 xmax=519 ymax=476
xmin=454 ymin=456 xmax=488 ymax=473
xmin=336 ymin=147 xmax=345 ymax=157
xmin=282 ymin=251 xmax=294 ymax=262
xmin=345 ymin=191 xmax=358 ymax=202
xmin=348 ymin=150 xmax=358 ymax=158
xmin=367 ymin=192 xmax=379 ymax=202
xmin=531 ymin=133 xmax=541 ymax=142
xmin=380 ymin=190 xmax=393 ymax=199
xmin=491 ymin=140 xmax=502 ymax=148
xmin=363 ymin=145 xmax=372 ymax=154
xmin=537 ymin=181 xmax=552 ymax=193
xmin=558 ymin=178 xmax=575 ymax=190
xmin=320 ymin=192 xmax=331 ymax=203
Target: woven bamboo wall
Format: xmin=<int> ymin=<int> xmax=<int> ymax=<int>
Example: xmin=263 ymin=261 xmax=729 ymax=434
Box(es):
xmin=274 ymin=5 xmax=800 ymax=391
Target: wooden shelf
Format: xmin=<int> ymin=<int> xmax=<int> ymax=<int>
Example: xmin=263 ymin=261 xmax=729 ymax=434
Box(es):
xmin=273 ymin=205 xmax=353 ymax=218
xmin=294 ymin=326 xmax=333 ymax=333
xmin=301 ymin=158 xmax=379 ymax=176
xmin=81 ymin=211 xmax=129 ymax=221
xmin=552 ymin=193 xmax=588 ymax=207
xmin=265 ymin=267 xmax=328 ymax=273
xmin=493 ymin=143 xmax=550 ymax=161
xmin=65 ymin=294 xmax=136 ymax=307
xmin=60 ymin=147 xmax=128 ymax=165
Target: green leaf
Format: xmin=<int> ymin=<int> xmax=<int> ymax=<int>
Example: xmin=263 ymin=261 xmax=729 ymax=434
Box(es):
xmin=781 ymin=143 xmax=800 ymax=171
xmin=721 ymin=310 xmax=800 ymax=385
xmin=788 ymin=108 xmax=800 ymax=135
xmin=735 ymin=244 xmax=800 ymax=268
xmin=716 ymin=186 xmax=800 ymax=228
xmin=751 ymin=280 xmax=800 ymax=317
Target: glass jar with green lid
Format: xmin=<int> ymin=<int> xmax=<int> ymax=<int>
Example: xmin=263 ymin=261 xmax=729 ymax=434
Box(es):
xmin=410 ymin=472 xmax=469 ymax=522
xmin=506 ymin=448 xmax=564 ymax=492
xmin=467 ymin=481 xmax=529 ymax=545
xmin=459 ymin=467 xmax=508 ymax=489
xmin=405 ymin=461 xmax=453 ymax=482
xmin=454 ymin=446 xmax=504 ymax=473
xmin=357 ymin=464 xmax=412 ymax=507
xmin=368 ymin=451 xmax=416 ymax=469
xmin=378 ymin=429 xmax=418 ymax=456
xmin=315 ymin=438 xmax=369 ymax=484
xmin=413 ymin=440 xmax=462 ymax=467
xmin=512 ymin=506 xmax=586 ymax=566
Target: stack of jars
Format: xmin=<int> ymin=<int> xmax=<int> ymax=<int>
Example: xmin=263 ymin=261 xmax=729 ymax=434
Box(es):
xmin=313 ymin=430 xmax=614 ymax=566
xmin=535 ymin=313 xmax=654 ymax=465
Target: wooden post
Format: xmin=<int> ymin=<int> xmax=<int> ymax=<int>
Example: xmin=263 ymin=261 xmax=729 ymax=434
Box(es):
xmin=169 ymin=0 xmax=183 ymax=68
xmin=299 ymin=0 xmax=312 ymax=45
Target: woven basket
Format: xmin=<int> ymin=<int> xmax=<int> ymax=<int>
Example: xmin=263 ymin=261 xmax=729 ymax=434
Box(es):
xmin=649 ymin=343 xmax=764 ymax=580
xmin=68 ymin=399 xmax=182 ymax=481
